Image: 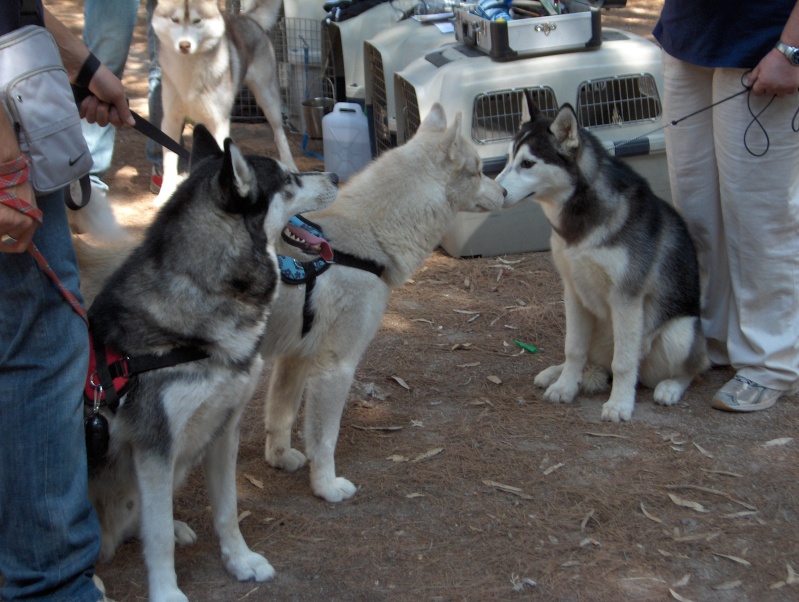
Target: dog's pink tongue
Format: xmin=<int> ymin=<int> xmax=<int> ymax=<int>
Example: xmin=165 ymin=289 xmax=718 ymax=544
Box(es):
xmin=287 ymin=224 xmax=333 ymax=261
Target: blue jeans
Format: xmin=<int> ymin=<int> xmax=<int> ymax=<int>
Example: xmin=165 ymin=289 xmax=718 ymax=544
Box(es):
xmin=0 ymin=192 xmax=102 ymax=601
xmin=81 ymin=0 xmax=162 ymax=190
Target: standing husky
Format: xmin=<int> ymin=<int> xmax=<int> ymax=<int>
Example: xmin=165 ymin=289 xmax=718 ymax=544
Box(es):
xmin=496 ymin=100 xmax=708 ymax=422
xmin=86 ymin=125 xmax=337 ymax=601
xmin=152 ymin=0 xmax=297 ymax=205
xmin=259 ymin=103 xmax=511 ymax=502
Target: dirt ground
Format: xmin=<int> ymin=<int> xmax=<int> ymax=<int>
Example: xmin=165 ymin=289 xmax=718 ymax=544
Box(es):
xmin=51 ymin=2 xmax=799 ymax=601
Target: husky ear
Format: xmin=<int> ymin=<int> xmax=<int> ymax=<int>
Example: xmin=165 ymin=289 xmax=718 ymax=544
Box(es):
xmin=550 ymin=104 xmax=580 ymax=154
xmin=521 ymin=90 xmax=541 ymax=125
xmin=190 ymin=124 xmax=223 ymax=171
xmin=219 ymin=139 xmax=257 ymax=212
xmin=419 ymin=103 xmax=447 ymax=133
xmin=440 ymin=111 xmax=464 ymax=164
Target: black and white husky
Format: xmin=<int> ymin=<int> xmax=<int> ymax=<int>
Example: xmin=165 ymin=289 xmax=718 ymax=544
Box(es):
xmin=496 ymin=99 xmax=708 ymax=422
xmin=84 ymin=125 xmax=338 ymax=602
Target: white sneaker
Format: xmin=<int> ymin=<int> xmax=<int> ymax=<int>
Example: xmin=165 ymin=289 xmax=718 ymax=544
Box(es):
xmin=711 ymin=375 xmax=784 ymax=412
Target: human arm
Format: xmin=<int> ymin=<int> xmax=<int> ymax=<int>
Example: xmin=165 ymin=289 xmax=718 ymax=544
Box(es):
xmin=42 ymin=6 xmax=135 ymax=127
xmin=0 ymin=110 xmax=38 ymax=253
xmin=747 ymin=1 xmax=799 ymax=97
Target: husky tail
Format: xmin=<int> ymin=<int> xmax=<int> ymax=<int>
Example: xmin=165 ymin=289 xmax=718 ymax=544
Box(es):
xmin=239 ymin=0 xmax=283 ymax=31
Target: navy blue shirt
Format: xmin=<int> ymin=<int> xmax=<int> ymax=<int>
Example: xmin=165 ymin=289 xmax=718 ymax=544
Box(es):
xmin=654 ymin=1 xmax=793 ymax=68
xmin=1 ymin=0 xmax=44 ymax=37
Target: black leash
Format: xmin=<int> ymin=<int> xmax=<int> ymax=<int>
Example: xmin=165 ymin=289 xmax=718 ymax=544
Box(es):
xmin=614 ymin=74 xmax=799 ymax=158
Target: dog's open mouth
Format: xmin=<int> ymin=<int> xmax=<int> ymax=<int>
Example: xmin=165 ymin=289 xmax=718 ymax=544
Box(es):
xmin=282 ymin=223 xmax=333 ymax=261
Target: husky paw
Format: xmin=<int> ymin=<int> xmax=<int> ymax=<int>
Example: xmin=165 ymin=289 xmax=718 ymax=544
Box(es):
xmin=543 ymin=379 xmax=579 ymax=404
xmin=601 ymin=398 xmax=634 ymax=422
xmin=534 ymin=365 xmax=563 ymax=389
xmin=313 ymin=477 xmax=357 ymax=503
xmin=149 ymin=587 xmax=189 ymax=602
xmin=653 ymin=380 xmax=687 ymax=406
xmin=174 ymin=520 xmax=197 ymax=547
xmin=266 ymin=446 xmax=307 ymax=472
xmin=225 ymin=551 xmax=275 ymax=582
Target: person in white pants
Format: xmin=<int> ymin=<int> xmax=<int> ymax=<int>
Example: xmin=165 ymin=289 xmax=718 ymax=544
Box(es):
xmin=655 ymin=1 xmax=799 ymax=412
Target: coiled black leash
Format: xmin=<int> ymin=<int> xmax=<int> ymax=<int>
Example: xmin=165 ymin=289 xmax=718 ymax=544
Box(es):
xmin=615 ymin=72 xmax=799 ymax=158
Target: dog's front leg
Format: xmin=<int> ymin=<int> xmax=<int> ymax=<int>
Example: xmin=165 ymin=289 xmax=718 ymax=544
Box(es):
xmin=264 ymin=354 xmax=312 ymax=472
xmin=539 ymin=285 xmax=592 ymax=403
xmin=134 ymin=451 xmax=186 ymax=602
xmin=303 ymin=364 xmax=358 ymax=503
xmin=206 ymin=360 xmax=275 ymax=582
xmin=601 ymin=298 xmax=643 ymax=422
xmin=154 ymin=89 xmax=185 ymax=207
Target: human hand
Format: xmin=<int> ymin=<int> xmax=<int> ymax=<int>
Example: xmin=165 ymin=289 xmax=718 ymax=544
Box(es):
xmin=747 ymin=49 xmax=799 ymax=97
xmin=0 ymin=182 xmax=39 ymax=253
xmin=78 ymin=63 xmax=135 ymax=128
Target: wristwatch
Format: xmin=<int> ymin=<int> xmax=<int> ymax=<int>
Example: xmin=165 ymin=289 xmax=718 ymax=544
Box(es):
xmin=775 ymin=40 xmax=799 ymax=66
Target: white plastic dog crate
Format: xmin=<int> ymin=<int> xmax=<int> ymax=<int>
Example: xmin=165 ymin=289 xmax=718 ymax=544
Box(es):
xmin=394 ymin=28 xmax=671 ymax=257
xmin=364 ymin=17 xmax=456 ymax=155
xmin=324 ymin=2 xmax=415 ymax=107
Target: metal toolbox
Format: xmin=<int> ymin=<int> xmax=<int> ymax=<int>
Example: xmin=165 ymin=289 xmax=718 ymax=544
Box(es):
xmin=453 ymin=6 xmax=601 ymax=61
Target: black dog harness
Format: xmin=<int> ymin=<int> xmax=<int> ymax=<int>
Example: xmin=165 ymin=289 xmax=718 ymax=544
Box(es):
xmin=279 ymin=215 xmax=384 ymax=336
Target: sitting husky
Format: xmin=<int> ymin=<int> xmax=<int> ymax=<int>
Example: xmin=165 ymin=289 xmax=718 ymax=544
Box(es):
xmin=151 ymin=0 xmax=296 ymax=205
xmin=496 ymin=98 xmax=708 ymax=422
xmin=85 ymin=125 xmax=337 ymax=601
xmin=260 ymin=103 xmax=512 ymax=502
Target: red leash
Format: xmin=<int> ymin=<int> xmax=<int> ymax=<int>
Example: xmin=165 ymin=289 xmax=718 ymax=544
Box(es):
xmin=0 ymin=155 xmax=88 ymax=326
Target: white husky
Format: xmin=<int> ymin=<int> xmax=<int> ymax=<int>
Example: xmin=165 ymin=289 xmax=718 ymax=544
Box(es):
xmin=260 ymin=103 xmax=512 ymax=502
xmin=151 ymin=0 xmax=296 ymax=205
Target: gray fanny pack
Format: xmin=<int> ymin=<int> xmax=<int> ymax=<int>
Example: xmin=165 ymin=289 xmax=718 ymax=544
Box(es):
xmin=0 ymin=25 xmax=92 ymax=194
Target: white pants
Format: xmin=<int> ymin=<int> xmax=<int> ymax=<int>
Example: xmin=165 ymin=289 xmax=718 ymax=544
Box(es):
xmin=661 ymin=51 xmax=799 ymax=391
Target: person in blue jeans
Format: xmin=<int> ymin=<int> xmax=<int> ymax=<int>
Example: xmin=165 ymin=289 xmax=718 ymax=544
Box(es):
xmin=0 ymin=1 xmax=133 ymax=599
xmin=74 ymin=0 xmax=162 ymax=239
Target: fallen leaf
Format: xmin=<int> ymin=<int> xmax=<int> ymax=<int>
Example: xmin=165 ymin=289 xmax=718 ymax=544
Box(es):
xmin=453 ymin=309 xmax=480 ymax=315
xmin=668 ymin=493 xmax=709 ymax=513
xmin=482 ymin=480 xmax=534 ymax=500
xmin=579 ymin=538 xmax=600 ymax=547
xmin=386 ymin=454 xmax=409 ymax=462
xmin=584 ymin=432 xmax=629 ymax=439
xmin=669 ymin=588 xmax=695 ymax=602
xmin=244 ymin=474 xmax=264 ymax=489
xmin=542 ymin=462 xmax=564 ymax=476
xmin=692 ymin=442 xmax=714 ymax=458
xmin=712 ymin=580 xmax=742 ymax=591
xmin=672 ymin=574 xmax=690 ymax=587
xmin=237 ymin=510 xmax=251 ymax=523
xmin=467 ymin=314 xmax=480 ymax=323
xmin=763 ymin=437 xmax=793 ymax=447
xmin=390 ymin=376 xmax=410 ymax=390
xmin=673 ymin=532 xmax=721 ymax=542
xmin=352 ymin=424 xmax=404 ymax=431
xmin=412 ymin=448 xmax=443 ymax=463
xmin=712 ymin=552 xmax=751 ymax=566
xmin=787 ymin=562 xmax=797 ymax=584
xmin=411 ymin=419 xmax=423 ymax=428
xmin=411 ymin=318 xmax=434 ymax=325
xmin=640 ymin=502 xmax=663 ymax=523
xmin=457 ymin=362 xmax=481 ymax=368
xmin=405 ymin=493 xmax=425 ymax=498
xmin=722 ymin=511 xmax=758 ymax=519
xmin=486 ymin=375 xmax=502 ymax=385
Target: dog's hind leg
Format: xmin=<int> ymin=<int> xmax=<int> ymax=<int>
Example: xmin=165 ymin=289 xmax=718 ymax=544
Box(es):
xmin=134 ymin=451 xmax=186 ymax=602
xmin=264 ymin=354 xmax=312 ymax=471
xmin=246 ymin=69 xmax=298 ymax=172
xmin=301 ymin=362 xmax=358 ymax=503
xmin=205 ymin=359 xmax=275 ymax=583
xmin=641 ymin=316 xmax=709 ymax=406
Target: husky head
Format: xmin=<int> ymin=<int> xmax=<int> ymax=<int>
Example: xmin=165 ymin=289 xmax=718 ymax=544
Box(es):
xmin=417 ymin=104 xmax=508 ymax=213
xmin=495 ymin=96 xmax=585 ymax=208
xmin=180 ymin=124 xmax=338 ymax=249
xmin=152 ymin=0 xmax=226 ymax=55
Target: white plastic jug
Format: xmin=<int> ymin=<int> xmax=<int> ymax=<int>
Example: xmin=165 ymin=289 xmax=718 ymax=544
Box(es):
xmin=322 ymin=102 xmax=371 ymax=181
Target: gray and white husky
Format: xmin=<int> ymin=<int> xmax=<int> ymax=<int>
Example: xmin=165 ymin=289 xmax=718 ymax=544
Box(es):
xmin=85 ymin=125 xmax=337 ymax=602
xmin=152 ymin=0 xmax=296 ymax=205
xmin=496 ymin=99 xmax=708 ymax=422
